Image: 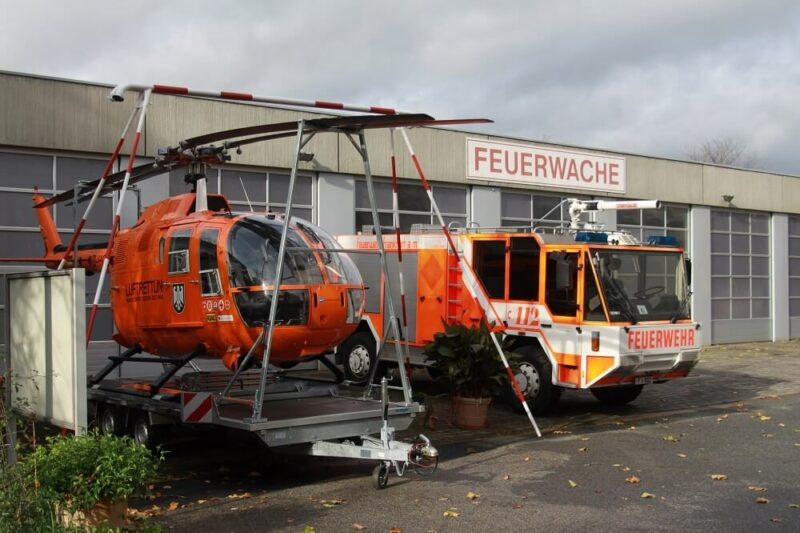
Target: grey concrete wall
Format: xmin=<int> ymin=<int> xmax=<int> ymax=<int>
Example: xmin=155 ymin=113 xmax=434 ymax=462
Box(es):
xmin=690 ymin=207 xmax=712 ymax=345
xmin=771 ymin=214 xmax=789 ymax=341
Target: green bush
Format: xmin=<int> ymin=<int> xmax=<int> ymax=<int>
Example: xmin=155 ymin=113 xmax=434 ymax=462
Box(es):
xmin=423 ymin=322 xmax=513 ymax=398
xmin=24 ymin=432 xmax=160 ymax=514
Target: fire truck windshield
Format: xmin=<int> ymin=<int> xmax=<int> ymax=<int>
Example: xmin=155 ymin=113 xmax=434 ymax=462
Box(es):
xmin=592 ymin=249 xmax=690 ymax=323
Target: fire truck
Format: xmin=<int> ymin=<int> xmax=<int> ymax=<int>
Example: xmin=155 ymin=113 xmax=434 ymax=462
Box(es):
xmin=336 ymin=199 xmax=701 ymax=414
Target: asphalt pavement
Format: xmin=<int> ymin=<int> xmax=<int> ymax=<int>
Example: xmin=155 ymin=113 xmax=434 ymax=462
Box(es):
xmin=140 ymin=340 xmax=800 ymax=532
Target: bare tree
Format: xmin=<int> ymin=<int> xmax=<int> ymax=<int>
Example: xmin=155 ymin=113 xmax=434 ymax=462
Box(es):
xmin=687 ymin=136 xmax=756 ymax=168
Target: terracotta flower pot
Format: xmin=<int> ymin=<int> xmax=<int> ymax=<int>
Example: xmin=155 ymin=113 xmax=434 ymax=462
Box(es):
xmin=59 ymin=497 xmax=128 ymax=529
xmin=451 ymin=395 xmax=492 ymax=429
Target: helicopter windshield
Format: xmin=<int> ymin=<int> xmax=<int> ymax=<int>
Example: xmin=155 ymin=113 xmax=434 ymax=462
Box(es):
xmin=293 ymin=217 xmax=362 ymax=286
xmin=592 ymin=249 xmax=690 ymax=323
xmin=227 ymin=215 xmax=323 ymax=287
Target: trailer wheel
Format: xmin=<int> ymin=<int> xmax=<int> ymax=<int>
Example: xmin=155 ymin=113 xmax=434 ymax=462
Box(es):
xmin=505 ymin=345 xmax=561 ymax=415
xmin=372 ymin=462 xmax=389 ymax=489
xmin=339 ymin=332 xmax=376 ymax=383
xmin=98 ymin=406 xmax=126 ymax=437
xmin=131 ymin=411 xmax=166 ymax=451
xmin=591 ymin=385 xmax=644 ymax=406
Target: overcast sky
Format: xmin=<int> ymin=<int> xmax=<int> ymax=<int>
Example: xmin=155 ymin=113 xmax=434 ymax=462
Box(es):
xmin=1 ymin=0 xmax=798 ymax=174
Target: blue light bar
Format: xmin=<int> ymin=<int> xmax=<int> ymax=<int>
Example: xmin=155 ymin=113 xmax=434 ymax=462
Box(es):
xmin=647 ymin=235 xmax=678 ymax=246
xmin=575 ymin=231 xmax=609 ymax=243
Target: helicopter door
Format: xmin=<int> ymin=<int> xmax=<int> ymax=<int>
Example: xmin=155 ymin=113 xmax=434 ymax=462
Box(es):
xmin=198 ymin=228 xmax=227 ymax=318
xmin=166 ymin=227 xmax=200 ymax=324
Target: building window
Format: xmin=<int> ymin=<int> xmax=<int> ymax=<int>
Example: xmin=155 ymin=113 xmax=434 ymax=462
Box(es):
xmin=500 ymin=191 xmax=572 ymax=228
xmin=354 ymin=180 xmax=467 ymax=232
xmin=710 ymin=210 xmax=770 ymax=320
xmin=617 ymin=204 xmax=689 ymax=251
xmin=789 ymin=216 xmax=800 ymax=317
xmin=217 ymin=169 xmax=314 ymax=222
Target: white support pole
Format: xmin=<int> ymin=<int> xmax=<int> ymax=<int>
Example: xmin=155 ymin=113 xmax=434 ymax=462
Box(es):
xmin=86 ymin=89 xmax=152 ymax=344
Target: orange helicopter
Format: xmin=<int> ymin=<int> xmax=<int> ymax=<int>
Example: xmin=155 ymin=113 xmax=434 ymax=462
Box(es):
xmin=20 ymin=109 xmax=490 ymax=376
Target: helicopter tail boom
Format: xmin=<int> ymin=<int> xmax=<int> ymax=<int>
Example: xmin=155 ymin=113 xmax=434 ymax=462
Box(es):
xmin=33 ymin=192 xmax=63 ymax=257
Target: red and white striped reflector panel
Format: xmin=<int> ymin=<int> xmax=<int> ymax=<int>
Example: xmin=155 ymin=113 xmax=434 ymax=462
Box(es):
xmin=181 ymin=392 xmax=214 ymax=423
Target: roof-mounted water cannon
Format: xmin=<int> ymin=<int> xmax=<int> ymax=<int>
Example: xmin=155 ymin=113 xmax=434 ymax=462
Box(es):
xmin=568 ymin=198 xmax=661 ymax=231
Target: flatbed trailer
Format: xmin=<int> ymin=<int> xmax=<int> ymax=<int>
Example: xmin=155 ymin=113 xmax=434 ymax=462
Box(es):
xmin=86 ymin=360 xmax=435 ymax=489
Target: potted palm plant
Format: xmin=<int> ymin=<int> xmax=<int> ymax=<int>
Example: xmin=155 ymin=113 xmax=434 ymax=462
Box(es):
xmin=423 ymin=322 xmax=510 ymax=429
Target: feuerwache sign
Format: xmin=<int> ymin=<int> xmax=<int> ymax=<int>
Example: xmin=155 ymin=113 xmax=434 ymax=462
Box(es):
xmin=466 ymin=138 xmax=626 ymax=194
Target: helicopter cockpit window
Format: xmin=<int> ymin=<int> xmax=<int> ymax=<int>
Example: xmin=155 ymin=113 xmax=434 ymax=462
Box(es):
xmin=168 ymin=228 xmax=192 ymax=274
xmin=227 ymin=216 xmax=324 ymax=288
xmin=199 ymin=228 xmax=222 ymax=296
xmin=293 ymin=218 xmax=363 ymax=286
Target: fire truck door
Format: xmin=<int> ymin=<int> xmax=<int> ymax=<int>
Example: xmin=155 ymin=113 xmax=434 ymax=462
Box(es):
xmin=544 ymin=250 xmax=580 ymax=321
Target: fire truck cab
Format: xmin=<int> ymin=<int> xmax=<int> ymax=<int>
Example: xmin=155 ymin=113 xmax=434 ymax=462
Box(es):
xmin=336 ymin=199 xmax=701 ymax=414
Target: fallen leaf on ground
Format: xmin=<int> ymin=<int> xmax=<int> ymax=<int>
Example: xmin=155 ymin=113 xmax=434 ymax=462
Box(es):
xmin=352 ymin=524 xmax=366 ymax=530
xmin=503 ymin=474 xmax=511 ymax=481
xmin=168 ymin=501 xmax=179 ymax=511
xmin=677 ymin=453 xmax=688 ymax=458
xmin=710 ymin=474 xmax=728 ymax=481
xmin=790 ymin=504 xmax=800 ymax=509
xmin=581 ymin=437 xmax=590 ymax=441
xmin=524 ymin=457 xmax=531 ymax=462
xmin=321 ymin=499 xmax=346 ymax=508
xmin=625 ymin=475 xmax=641 ymax=484
xmin=757 ymin=414 xmax=772 ymax=421
xmin=568 ymin=480 xmax=578 ymax=488
xmin=227 ymin=492 xmax=252 ymax=500
xmin=389 ymin=528 xmax=401 ymax=533
xmin=197 ymin=499 xmax=207 ymax=505
xmin=663 ymin=435 xmax=680 ymax=443
xmin=778 ymin=423 xmax=785 ymax=427
xmin=438 ymin=496 xmax=449 ymax=501
xmin=756 ymin=497 xmax=770 ymax=504
xmin=628 ymin=426 xmax=636 ymax=431
xmin=612 ymin=464 xmax=622 ymax=467
xmin=771 ymin=518 xmax=782 ymax=523
xmin=578 ymin=447 xmax=588 ymax=452
xmin=622 ymin=467 xmax=631 ymax=472
xmin=748 ymin=486 xmax=767 ymax=492
xmin=553 ymin=430 xmax=571 ymax=435
xmin=443 ymin=509 xmax=459 ymax=518
xmin=466 ymin=491 xmax=480 ymax=500
xmin=641 ymin=492 xmax=656 ymax=499
xmin=304 ymin=527 xmax=316 ymax=533
xmin=163 ymin=484 xmax=172 ymax=490
xmin=466 ymin=448 xmax=478 ymax=454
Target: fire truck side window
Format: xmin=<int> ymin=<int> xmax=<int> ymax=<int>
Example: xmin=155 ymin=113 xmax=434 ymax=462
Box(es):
xmin=473 ymin=240 xmax=506 ymax=299
xmin=545 ymin=251 xmax=579 ymax=316
xmin=168 ymin=228 xmax=192 ymax=274
xmin=509 ymin=237 xmax=540 ymax=301
xmin=199 ymin=229 xmax=222 ymax=296
xmin=583 ymin=254 xmax=606 ymax=321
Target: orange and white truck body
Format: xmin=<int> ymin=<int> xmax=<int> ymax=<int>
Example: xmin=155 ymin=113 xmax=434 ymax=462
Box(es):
xmin=337 ymin=225 xmax=701 ymax=405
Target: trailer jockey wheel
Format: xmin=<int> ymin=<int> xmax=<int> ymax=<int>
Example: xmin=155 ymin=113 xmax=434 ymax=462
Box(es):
xmin=98 ymin=406 xmax=126 ymax=437
xmin=339 ymin=332 xmax=376 ymax=383
xmin=506 ymin=345 xmax=561 ymax=415
xmin=372 ymin=462 xmax=390 ymax=489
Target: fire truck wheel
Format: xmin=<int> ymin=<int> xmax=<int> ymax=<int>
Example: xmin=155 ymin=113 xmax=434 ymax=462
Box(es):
xmin=340 ymin=332 xmax=376 ymax=384
xmin=506 ymin=345 xmax=561 ymax=415
xmin=131 ymin=411 xmax=166 ymax=451
xmin=591 ymin=385 xmax=644 ymax=406
xmin=98 ymin=405 xmax=126 ymax=437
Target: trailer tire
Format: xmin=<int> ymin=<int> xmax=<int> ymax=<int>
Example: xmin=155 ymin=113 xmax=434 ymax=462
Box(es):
xmin=339 ymin=332 xmax=376 ymax=384
xmin=591 ymin=385 xmax=644 ymax=406
xmin=505 ymin=345 xmax=561 ymax=415
xmin=131 ymin=411 xmax=166 ymax=451
xmin=98 ymin=406 xmax=126 ymax=437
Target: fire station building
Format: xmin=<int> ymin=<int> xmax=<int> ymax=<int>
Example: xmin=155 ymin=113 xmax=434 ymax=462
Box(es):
xmin=1 ymin=71 xmax=799 ymax=351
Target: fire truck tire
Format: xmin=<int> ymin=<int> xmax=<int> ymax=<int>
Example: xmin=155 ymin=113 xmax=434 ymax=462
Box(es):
xmin=339 ymin=332 xmax=376 ymax=384
xmin=506 ymin=345 xmax=561 ymax=415
xmin=591 ymin=385 xmax=644 ymax=406
xmin=131 ymin=411 xmax=167 ymax=451
xmin=98 ymin=405 xmax=126 ymax=437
